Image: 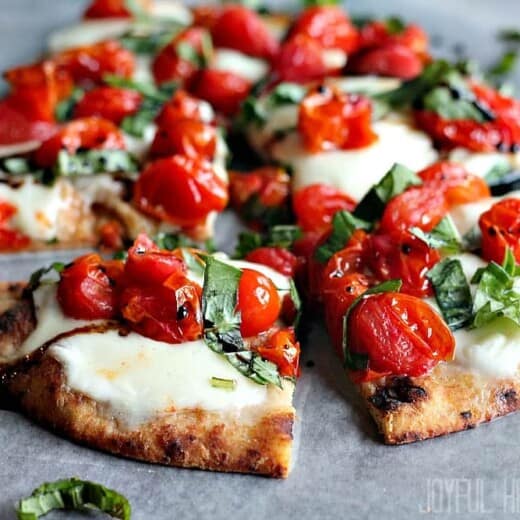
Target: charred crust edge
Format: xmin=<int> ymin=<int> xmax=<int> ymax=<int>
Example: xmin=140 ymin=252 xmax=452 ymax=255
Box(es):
xmin=369 ymin=376 xmax=427 ymax=412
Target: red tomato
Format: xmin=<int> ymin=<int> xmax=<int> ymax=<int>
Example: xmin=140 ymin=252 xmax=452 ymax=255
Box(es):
xmin=253 ymin=328 xmax=300 ymax=378
xmin=293 ymin=184 xmax=356 ymax=233
xmin=124 ymin=234 xmax=187 ymax=285
xmin=133 ymin=155 xmax=228 ymax=226
xmin=73 ymin=87 xmax=142 ymax=124
xmin=0 ymin=201 xmax=30 ymax=251
xmin=237 ymin=268 xmax=281 ymax=337
xmin=98 ymin=220 xmax=124 ymax=251
xmin=0 ymin=100 xmax=56 ymax=144
xmin=292 ymin=230 xmax=325 ymax=300
xmin=55 ymin=40 xmax=135 ymax=84
xmin=83 ymin=0 xmax=132 ymax=18
xmin=367 ymin=231 xmax=441 ymax=298
xmin=479 ymin=198 xmax=520 ymax=264
xmin=150 ymin=119 xmax=217 ymax=160
xmin=418 ymin=161 xmax=490 ymax=207
xmin=245 ymin=247 xmax=298 ymax=277
xmin=211 ymin=5 xmax=279 ymax=59
xmin=155 ymin=90 xmax=210 ymax=127
xmin=379 ymin=185 xmax=448 ymax=237
xmin=291 ymin=6 xmax=359 ymax=53
xmin=152 ymin=28 xmax=210 ymax=86
xmin=190 ymin=69 xmax=251 ymax=116
xmin=347 ymin=292 xmax=455 ymax=380
xmin=57 ymin=254 xmax=124 ymax=320
xmin=360 ymin=21 xmax=428 ymax=57
xmin=271 ymin=34 xmax=327 ymax=84
xmin=192 ymin=5 xmax=221 ymax=30
xmin=34 ymin=117 xmax=125 ymax=168
xmin=348 ymin=43 xmax=423 ymax=79
xmin=298 ymin=86 xmax=377 ymax=153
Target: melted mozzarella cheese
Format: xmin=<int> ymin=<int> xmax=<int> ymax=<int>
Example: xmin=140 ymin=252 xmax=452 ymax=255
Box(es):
xmin=123 ymin=123 xmax=157 ymax=159
xmin=0 ymin=178 xmax=76 ymax=240
xmin=451 ymin=252 xmax=487 ymax=282
xmin=448 ymin=148 xmax=512 ymax=178
xmin=150 ymin=0 xmax=192 ymax=24
xmin=326 ymin=76 xmax=401 ymax=95
xmin=213 ymin=49 xmax=268 ymax=83
xmin=281 ymin=120 xmax=438 ymax=201
xmin=322 ymin=49 xmax=347 ymax=70
xmin=49 ymin=329 xmax=290 ymax=427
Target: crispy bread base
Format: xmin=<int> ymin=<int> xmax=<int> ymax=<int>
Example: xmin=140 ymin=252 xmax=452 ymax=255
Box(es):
xmin=0 ymin=285 xmax=294 ymax=477
xmin=359 ymin=363 xmax=520 ymax=444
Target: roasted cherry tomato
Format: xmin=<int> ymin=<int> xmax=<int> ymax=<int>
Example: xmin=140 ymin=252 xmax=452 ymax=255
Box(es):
xmin=418 ymin=161 xmax=490 ymax=207
xmin=348 ymin=43 xmax=423 ymax=79
xmin=271 ymin=34 xmax=327 ymax=84
xmin=190 ymin=69 xmax=251 ymax=116
xmin=57 ymin=253 xmax=124 ymax=320
xmin=192 ymin=5 xmax=221 ymax=30
xmin=379 ymin=185 xmax=448 ymax=237
xmin=133 ymin=155 xmax=228 ymax=227
xmin=253 ymin=328 xmax=300 ymax=378
xmin=150 ymin=119 xmax=217 ymax=160
xmin=0 ymin=100 xmax=56 ymax=144
xmin=152 ymin=28 xmax=210 ymax=86
xmin=293 ymin=183 xmax=356 ymax=233
xmin=291 ymin=6 xmax=359 ymax=53
xmin=367 ymin=231 xmax=441 ymax=297
xmin=347 ymin=292 xmax=455 ymax=381
xmin=245 ymin=247 xmax=298 ymax=277
xmin=237 ymin=268 xmax=281 ymax=337
xmin=83 ymin=0 xmax=132 ymax=18
xmin=0 ymin=201 xmax=30 ymax=251
xmin=479 ymin=198 xmax=520 ymax=264
xmin=155 ymin=90 xmax=210 ymax=127
xmin=211 ymin=5 xmax=279 ymax=59
xmin=98 ymin=220 xmax=124 ymax=251
xmin=359 ymin=21 xmax=428 ymax=57
xmin=55 ymin=40 xmax=135 ymax=84
xmin=298 ymin=86 xmax=377 ymax=152
xmin=34 ymin=117 xmax=126 ymax=168
xmin=73 ymin=87 xmax=142 ymax=124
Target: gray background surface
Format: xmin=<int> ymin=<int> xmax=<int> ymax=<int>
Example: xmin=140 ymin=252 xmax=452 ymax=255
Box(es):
xmin=1 ymin=1 xmax=520 ymax=519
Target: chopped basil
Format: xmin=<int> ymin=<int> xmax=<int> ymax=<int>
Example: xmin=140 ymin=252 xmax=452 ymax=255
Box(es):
xmin=15 ymin=477 xmax=130 ymax=520
xmin=427 ymin=258 xmax=473 ymax=330
xmin=270 ymin=83 xmax=306 ymax=106
xmin=342 ymin=279 xmax=402 ymax=370
xmin=152 ymin=232 xmax=216 ymax=254
xmin=471 ymin=249 xmax=520 ymax=328
xmin=461 ymin=226 xmax=482 ymax=251
xmin=103 ymin=74 xmax=176 ymax=104
xmin=181 ymin=248 xmax=206 ymax=279
xmin=202 ymin=256 xmax=283 ymax=387
xmin=235 ymin=231 xmax=262 ymax=258
xmin=315 ymin=211 xmax=372 ymax=263
xmin=422 ymin=86 xmax=488 ymax=122
xmin=119 ymin=29 xmax=178 ymax=55
xmin=289 ymin=278 xmax=302 ymax=328
xmin=353 ymin=163 xmax=421 ymax=222
xmin=54 ymin=149 xmax=138 ymax=177
xmin=176 ymin=32 xmax=212 ymax=67
xmin=55 ymin=87 xmax=84 ymax=122
xmin=488 ymin=51 xmax=518 ymax=81
xmin=3 ymin=157 xmax=32 ymax=174
xmin=241 ymin=193 xmax=292 ymax=228
xmin=410 ymin=216 xmax=462 ymax=254
xmin=234 ymin=225 xmax=302 ymax=258
xmin=28 ymin=262 xmax=65 ymax=291
xmin=210 ymin=376 xmax=236 ymax=390
xmin=385 ymin=16 xmax=406 ymax=35
xmin=499 ymin=29 xmax=520 ymax=44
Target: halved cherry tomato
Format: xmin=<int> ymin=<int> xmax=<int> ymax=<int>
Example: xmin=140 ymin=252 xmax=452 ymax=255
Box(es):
xmin=271 ymin=34 xmax=327 ymax=84
xmin=292 ymin=230 xmax=325 ymax=300
xmin=237 ymin=268 xmax=281 ymax=337
xmin=293 ymin=183 xmax=356 ymax=233
xmin=418 ymin=161 xmax=490 ymax=207
xmin=57 ymin=253 xmax=124 ymax=320
xmin=245 ymin=247 xmax=298 ymax=277
xmin=379 ymin=185 xmax=448 ymax=237
xmin=55 ymin=40 xmax=135 ymax=84
xmin=347 ymin=292 xmax=455 ymax=381
xmin=253 ymin=328 xmax=300 ymax=378
xmin=83 ymin=0 xmax=132 ymax=18
xmin=98 ymin=220 xmax=124 ymax=251
xmin=152 ymin=28 xmax=210 ymax=86
xmin=211 ymin=5 xmax=279 ymax=59
xmin=0 ymin=201 xmax=30 ymax=251
xmin=155 ymin=90 xmax=210 ymax=127
xmin=73 ymin=87 xmax=142 ymax=124
xmin=150 ymin=119 xmax=217 ymax=159
xmin=360 ymin=21 xmax=428 ymax=57
xmin=298 ymin=86 xmax=377 ymax=153
xmin=0 ymin=100 xmax=56 ymax=144
xmin=34 ymin=117 xmax=126 ymax=168
xmin=348 ymin=43 xmax=423 ymax=79
xmin=133 ymin=155 xmax=228 ymax=226
xmin=291 ymin=6 xmax=359 ymax=53
xmin=479 ymin=198 xmax=520 ymax=264
xmin=366 ymin=231 xmax=441 ymax=297
xmin=190 ymin=69 xmax=251 ymax=116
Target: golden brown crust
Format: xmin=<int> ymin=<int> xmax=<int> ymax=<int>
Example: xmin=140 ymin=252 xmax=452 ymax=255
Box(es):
xmin=359 ymin=363 xmax=520 ymax=444
xmin=7 ymin=354 xmax=294 ymax=477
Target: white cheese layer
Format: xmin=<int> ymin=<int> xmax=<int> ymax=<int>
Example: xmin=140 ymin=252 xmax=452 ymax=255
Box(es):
xmin=448 ymin=148 xmax=515 ymax=179
xmin=49 ymin=329 xmax=288 ymax=427
xmin=0 ymin=178 xmax=76 ymax=241
xmin=213 ymin=49 xmax=268 ymax=84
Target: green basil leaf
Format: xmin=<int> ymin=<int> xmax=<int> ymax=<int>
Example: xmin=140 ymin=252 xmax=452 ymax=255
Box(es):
xmin=488 ymin=51 xmax=518 ymax=80
xmin=103 ymin=74 xmax=176 ymax=104
xmin=54 ymin=149 xmax=138 ymax=177
xmin=119 ymin=30 xmax=177 ymax=55
xmin=499 ymin=29 xmax=520 ymax=43
xmin=410 ymin=216 xmax=462 ymax=254
xmin=422 ymin=86 xmax=487 ymax=122
xmin=427 ymin=258 xmax=473 ymax=330
xmin=385 ymin=16 xmax=406 ymax=35
xmin=235 ymin=96 xmax=267 ymax=128
xmin=16 ymin=477 xmax=130 ymax=520
xmin=289 ymin=278 xmax=302 ymax=328
xmin=55 ymin=87 xmax=84 ymax=122
xmin=269 ymin=82 xmax=306 ymax=106
xmin=234 ymin=231 xmax=263 ymax=258
xmin=28 ymin=262 xmax=65 ymax=291
xmin=484 ymin=161 xmax=513 ymax=184
xmin=3 ymin=157 xmax=32 ymax=174
xmin=315 ymin=210 xmax=372 ymax=263
xmin=354 ymin=163 xmax=421 ymax=222
xmin=342 ymin=279 xmax=402 ymax=369
xmin=267 ymin=225 xmax=302 ymax=248
xmin=181 ymin=248 xmax=206 ymax=279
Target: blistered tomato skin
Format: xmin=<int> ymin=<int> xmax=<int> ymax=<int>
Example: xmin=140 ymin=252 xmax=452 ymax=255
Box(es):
xmin=253 ymin=328 xmax=301 ymax=378
xmin=347 ymin=292 xmax=455 ymax=381
xmin=237 ymin=269 xmax=282 ymax=337
xmin=0 ymin=201 xmax=30 ymax=251
xmin=83 ymin=0 xmax=131 ymax=18
xmin=245 ymin=247 xmax=298 ymax=277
